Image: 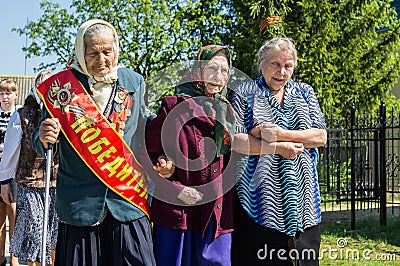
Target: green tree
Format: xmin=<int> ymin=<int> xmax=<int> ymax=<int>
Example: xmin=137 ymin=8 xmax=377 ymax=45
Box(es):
xmin=230 ymin=0 xmax=400 ymax=117
xmin=226 ymin=0 xmax=291 ymax=76
xmin=14 ymin=0 xmax=234 ymax=107
xmin=14 ymin=0 xmax=400 ymax=116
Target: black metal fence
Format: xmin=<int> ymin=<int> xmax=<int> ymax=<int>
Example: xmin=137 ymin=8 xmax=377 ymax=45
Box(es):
xmin=319 ymin=102 xmax=400 ymax=229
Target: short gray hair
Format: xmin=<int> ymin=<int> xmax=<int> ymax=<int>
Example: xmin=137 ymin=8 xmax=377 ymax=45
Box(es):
xmin=257 ymin=37 xmax=298 ymax=73
xmin=84 ymin=24 xmax=117 ymax=54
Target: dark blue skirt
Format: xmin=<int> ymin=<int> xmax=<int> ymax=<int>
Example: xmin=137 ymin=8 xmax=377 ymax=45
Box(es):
xmin=55 ymin=213 xmax=155 ymax=266
xmin=153 ymin=217 xmax=231 ymax=266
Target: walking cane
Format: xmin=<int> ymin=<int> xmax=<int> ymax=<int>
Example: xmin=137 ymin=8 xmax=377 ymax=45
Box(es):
xmin=41 ymin=143 xmax=53 ymax=266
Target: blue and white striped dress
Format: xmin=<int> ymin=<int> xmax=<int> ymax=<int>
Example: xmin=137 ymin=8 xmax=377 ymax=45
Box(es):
xmin=231 ymin=77 xmax=326 ymax=237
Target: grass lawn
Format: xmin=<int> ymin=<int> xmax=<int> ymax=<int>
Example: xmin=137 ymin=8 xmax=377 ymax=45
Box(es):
xmin=320 ymin=210 xmax=400 ymax=265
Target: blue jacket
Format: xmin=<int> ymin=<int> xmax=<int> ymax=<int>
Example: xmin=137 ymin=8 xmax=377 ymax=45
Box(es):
xmin=32 ymin=68 xmax=149 ymax=226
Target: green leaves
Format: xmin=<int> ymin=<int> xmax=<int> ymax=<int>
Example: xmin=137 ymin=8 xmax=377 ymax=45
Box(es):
xmin=232 ymin=0 xmax=400 ymax=118
xmin=15 ymin=0 xmax=234 ymax=108
xmin=13 ymin=0 xmax=400 ymax=115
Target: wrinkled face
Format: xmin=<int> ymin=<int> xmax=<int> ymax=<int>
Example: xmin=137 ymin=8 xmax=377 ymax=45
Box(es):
xmin=0 ymin=91 xmax=18 ymax=109
xmin=202 ymin=52 xmax=230 ymax=95
xmin=84 ymin=35 xmax=115 ymax=77
xmin=260 ymin=48 xmax=295 ymax=91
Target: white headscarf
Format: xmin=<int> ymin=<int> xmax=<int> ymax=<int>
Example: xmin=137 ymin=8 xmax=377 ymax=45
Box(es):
xmin=67 ymin=19 xmax=120 ymax=112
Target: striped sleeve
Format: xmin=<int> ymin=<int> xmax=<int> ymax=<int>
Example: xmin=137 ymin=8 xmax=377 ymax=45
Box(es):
xmin=231 ymin=83 xmax=249 ymax=134
xmin=302 ymin=84 xmax=326 ymax=129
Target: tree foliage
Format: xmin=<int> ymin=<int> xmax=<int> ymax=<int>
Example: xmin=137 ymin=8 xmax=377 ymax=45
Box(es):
xmin=230 ymin=0 xmax=400 ymax=117
xmin=14 ymin=0 xmax=234 ymax=106
xmin=14 ymin=0 xmax=400 ymax=116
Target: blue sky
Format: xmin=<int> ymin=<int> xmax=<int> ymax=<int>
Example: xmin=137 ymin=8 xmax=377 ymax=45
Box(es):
xmin=0 ymin=1 xmax=69 ymax=77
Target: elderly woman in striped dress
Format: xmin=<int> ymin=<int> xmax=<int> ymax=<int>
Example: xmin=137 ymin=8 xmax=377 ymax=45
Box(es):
xmin=231 ymin=37 xmax=327 ymax=266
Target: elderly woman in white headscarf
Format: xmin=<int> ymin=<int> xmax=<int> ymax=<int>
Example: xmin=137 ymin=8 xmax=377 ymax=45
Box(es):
xmin=32 ymin=19 xmax=155 ymax=266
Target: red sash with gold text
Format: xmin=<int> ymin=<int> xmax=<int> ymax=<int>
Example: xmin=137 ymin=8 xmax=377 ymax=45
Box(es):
xmin=37 ymin=69 xmax=150 ymax=217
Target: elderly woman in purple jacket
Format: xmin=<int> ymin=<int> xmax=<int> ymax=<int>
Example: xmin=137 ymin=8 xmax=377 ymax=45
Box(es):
xmin=146 ymin=45 xmax=235 ymax=266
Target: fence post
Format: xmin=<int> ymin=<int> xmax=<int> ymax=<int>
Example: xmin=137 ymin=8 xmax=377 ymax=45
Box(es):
xmin=373 ymin=131 xmax=379 ymax=199
xmin=379 ymin=101 xmax=387 ymax=226
xmin=350 ymin=104 xmax=356 ymax=230
xmin=336 ymin=133 xmax=341 ymax=201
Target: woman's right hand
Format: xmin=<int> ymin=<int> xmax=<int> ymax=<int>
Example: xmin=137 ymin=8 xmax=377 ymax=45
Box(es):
xmin=275 ymin=142 xmax=304 ymax=159
xmin=39 ymin=118 xmax=61 ymax=149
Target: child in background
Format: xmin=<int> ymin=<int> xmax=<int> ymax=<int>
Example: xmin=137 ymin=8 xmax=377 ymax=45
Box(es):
xmin=0 ymin=70 xmax=58 ymax=266
xmin=0 ymin=79 xmax=20 ymax=266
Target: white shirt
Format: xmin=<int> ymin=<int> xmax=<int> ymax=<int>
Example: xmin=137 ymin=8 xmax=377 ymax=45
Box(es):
xmin=0 ymin=105 xmax=21 ymax=152
xmin=0 ymin=111 xmax=22 ymax=182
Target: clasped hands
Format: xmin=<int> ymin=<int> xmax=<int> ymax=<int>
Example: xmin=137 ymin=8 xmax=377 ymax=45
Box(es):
xmin=249 ymin=121 xmax=281 ymax=141
xmin=154 ymin=155 xmax=203 ymax=205
xmin=250 ymin=122 xmax=304 ymax=159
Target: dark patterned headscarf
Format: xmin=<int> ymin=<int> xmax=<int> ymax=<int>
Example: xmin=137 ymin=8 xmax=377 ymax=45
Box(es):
xmin=175 ymin=45 xmax=235 ymax=157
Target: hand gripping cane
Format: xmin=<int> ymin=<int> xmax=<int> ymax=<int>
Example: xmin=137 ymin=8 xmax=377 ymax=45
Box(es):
xmin=41 ymin=143 xmax=53 ymax=266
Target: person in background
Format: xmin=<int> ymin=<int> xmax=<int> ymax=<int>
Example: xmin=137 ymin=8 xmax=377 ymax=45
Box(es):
xmin=231 ymin=37 xmax=327 ymax=266
xmin=32 ymin=19 xmax=155 ymax=266
xmin=146 ymin=45 xmax=235 ymax=266
xmin=0 ymin=79 xmax=20 ymax=266
xmin=0 ymin=70 xmax=58 ymax=266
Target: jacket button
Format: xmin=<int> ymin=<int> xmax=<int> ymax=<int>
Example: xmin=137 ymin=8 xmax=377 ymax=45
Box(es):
xmin=217 ymin=204 xmax=221 ymax=209
xmin=213 ymin=168 xmax=218 ymax=173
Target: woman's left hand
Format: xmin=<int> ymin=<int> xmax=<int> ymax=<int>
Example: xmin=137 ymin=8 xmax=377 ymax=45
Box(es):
xmin=177 ymin=186 xmax=204 ymax=205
